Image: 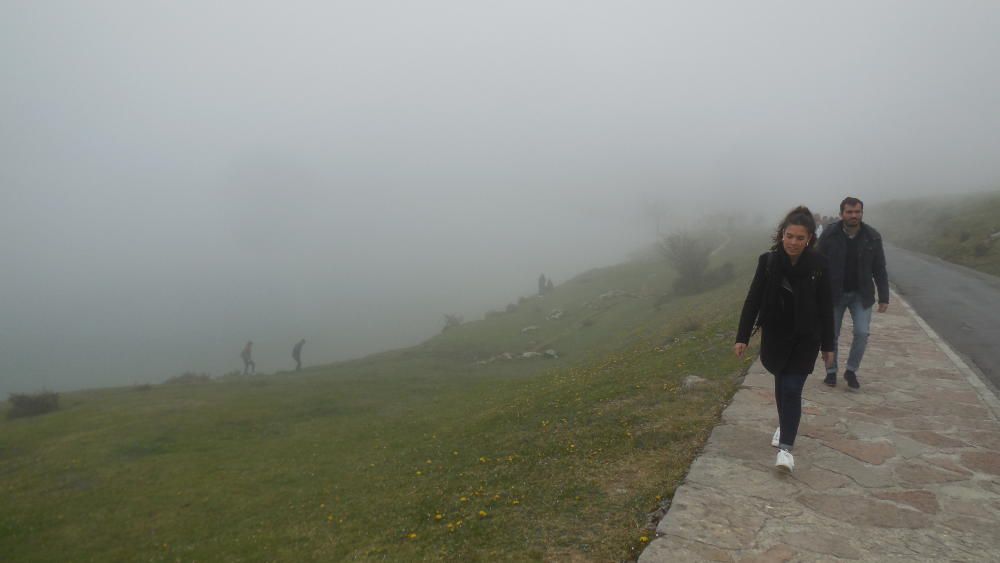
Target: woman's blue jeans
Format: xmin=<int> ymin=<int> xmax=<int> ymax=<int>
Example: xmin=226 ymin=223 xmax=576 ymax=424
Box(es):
xmin=827 ymin=291 xmax=872 ymax=374
xmin=774 ymin=373 xmax=808 ymax=450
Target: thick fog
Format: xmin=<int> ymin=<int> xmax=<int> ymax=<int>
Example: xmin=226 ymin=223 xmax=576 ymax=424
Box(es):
xmin=3 ymin=2 xmax=1000 ymax=394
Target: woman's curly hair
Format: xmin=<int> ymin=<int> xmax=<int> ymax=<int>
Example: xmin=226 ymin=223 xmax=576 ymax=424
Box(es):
xmin=771 ymin=205 xmax=817 ymax=251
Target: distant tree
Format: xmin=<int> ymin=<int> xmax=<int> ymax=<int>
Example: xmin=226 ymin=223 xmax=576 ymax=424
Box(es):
xmin=443 ymin=314 xmax=464 ymax=331
xmin=659 ymin=231 xmax=711 ymax=294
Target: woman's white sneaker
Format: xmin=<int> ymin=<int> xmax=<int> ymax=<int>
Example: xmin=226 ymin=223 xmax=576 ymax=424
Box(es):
xmin=776 ymin=450 xmax=794 ymax=472
xmin=771 ymin=427 xmax=781 ymax=448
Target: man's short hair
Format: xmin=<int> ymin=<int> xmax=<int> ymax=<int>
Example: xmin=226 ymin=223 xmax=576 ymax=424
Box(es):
xmin=840 ymin=197 xmax=864 ymax=213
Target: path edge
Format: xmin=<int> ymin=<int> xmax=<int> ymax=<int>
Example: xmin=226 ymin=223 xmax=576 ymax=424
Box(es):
xmin=893 ymin=288 xmax=1000 ymax=420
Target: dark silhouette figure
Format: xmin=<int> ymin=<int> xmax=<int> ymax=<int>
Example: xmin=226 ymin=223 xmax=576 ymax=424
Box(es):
xmin=292 ymin=339 xmax=306 ymax=371
xmin=546 ymin=278 xmax=554 ymax=293
xmin=538 ymin=274 xmax=547 ymax=295
xmin=241 ymin=341 xmax=255 ymax=375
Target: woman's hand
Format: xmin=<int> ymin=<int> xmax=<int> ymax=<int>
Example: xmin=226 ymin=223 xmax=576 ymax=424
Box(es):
xmin=822 ymin=351 xmax=834 ymax=367
xmin=733 ymin=343 xmax=747 ymax=359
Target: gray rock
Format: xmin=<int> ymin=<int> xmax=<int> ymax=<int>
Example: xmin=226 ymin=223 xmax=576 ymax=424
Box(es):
xmin=682 ymin=375 xmax=707 ymax=389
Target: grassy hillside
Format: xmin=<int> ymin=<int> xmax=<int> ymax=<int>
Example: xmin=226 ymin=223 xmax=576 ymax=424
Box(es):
xmin=0 ymin=234 xmax=764 ymax=561
xmin=871 ymin=190 xmax=1000 ymax=276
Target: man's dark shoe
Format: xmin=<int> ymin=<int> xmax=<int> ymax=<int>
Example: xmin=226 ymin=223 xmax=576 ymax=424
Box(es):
xmin=844 ymin=370 xmax=860 ymax=390
xmin=823 ymin=372 xmax=837 ymax=387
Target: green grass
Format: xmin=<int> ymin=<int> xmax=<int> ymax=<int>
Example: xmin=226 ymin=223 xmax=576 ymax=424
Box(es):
xmin=0 ymin=234 xmax=764 ymax=562
xmin=871 ymin=190 xmax=1000 ymax=276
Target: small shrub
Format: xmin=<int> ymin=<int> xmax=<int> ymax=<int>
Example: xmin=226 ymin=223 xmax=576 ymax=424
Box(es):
xmin=133 ymin=384 xmax=153 ymax=392
xmin=659 ymin=231 xmax=712 ymax=295
xmin=7 ymin=391 xmax=59 ymax=419
xmin=973 ymin=242 xmax=990 ymax=257
xmin=679 ymin=316 xmax=703 ymax=333
xmin=442 ymin=314 xmax=464 ymax=331
xmin=164 ymin=372 xmax=211 ymax=385
xmin=959 ymin=230 xmax=971 ymax=242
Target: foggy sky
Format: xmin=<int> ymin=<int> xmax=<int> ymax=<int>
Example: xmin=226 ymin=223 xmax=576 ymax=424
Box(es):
xmin=3 ymin=2 xmax=1000 ymax=394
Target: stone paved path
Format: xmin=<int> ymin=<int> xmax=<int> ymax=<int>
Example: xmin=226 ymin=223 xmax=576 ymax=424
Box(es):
xmin=639 ymin=292 xmax=1000 ymax=562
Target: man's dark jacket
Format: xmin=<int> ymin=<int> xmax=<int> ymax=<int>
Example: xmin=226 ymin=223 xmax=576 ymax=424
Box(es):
xmin=817 ymin=220 xmax=889 ymax=309
xmin=736 ymin=249 xmax=836 ymax=376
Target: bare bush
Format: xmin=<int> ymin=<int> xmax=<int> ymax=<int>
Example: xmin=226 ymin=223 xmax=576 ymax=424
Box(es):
xmin=7 ymin=391 xmax=59 ymax=419
xmin=659 ymin=231 xmax=711 ymax=294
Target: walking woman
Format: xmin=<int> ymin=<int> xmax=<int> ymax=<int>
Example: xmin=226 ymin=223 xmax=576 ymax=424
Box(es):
xmin=734 ymin=206 xmax=835 ymax=472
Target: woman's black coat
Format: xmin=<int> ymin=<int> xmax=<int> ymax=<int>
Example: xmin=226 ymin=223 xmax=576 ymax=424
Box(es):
xmin=736 ymin=249 xmax=836 ymax=376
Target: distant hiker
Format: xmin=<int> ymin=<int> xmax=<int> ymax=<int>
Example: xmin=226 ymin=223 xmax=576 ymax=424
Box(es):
xmin=292 ymin=339 xmax=306 ymax=371
xmin=817 ymin=197 xmax=889 ymax=390
xmin=241 ymin=341 xmax=255 ymax=375
xmin=538 ymin=274 xmax=547 ymax=295
xmin=814 ymin=213 xmax=825 ymax=238
xmin=735 ymin=206 xmax=835 ymax=473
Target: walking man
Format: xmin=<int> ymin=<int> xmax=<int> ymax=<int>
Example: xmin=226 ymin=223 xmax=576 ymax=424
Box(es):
xmin=817 ymin=197 xmax=889 ymax=389
xmin=292 ymin=339 xmax=306 ymax=371
xmin=241 ymin=341 xmax=256 ymax=375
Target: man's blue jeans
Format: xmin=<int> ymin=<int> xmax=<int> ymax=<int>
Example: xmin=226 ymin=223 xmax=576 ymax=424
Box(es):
xmin=827 ymin=291 xmax=872 ymax=375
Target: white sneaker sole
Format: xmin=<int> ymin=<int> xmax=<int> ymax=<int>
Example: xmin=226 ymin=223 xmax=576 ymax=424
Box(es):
xmin=775 ymin=451 xmax=794 ymax=472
